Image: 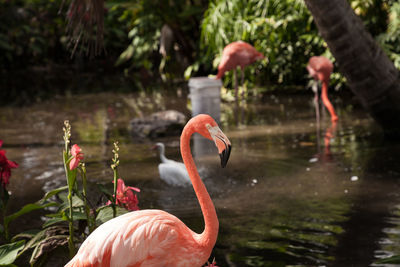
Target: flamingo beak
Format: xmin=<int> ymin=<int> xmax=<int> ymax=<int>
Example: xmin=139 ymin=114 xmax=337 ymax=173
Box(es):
xmin=207 ymin=125 xmax=231 ymax=168
xmin=219 ymin=143 xmax=231 ymax=168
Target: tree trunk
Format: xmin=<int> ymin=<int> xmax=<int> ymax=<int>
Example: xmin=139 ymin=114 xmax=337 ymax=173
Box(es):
xmin=304 ymin=0 xmax=400 ymax=139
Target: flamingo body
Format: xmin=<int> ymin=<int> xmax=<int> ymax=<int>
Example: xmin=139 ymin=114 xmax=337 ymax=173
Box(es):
xmin=216 ymin=41 xmax=264 ymax=100
xmin=65 ymin=114 xmax=232 ymax=267
xmin=154 ymin=142 xmax=191 ymax=187
xmin=216 ymin=41 xmax=264 ymax=79
xmin=65 ymin=210 xmax=206 ymax=267
xmin=307 ymin=56 xmax=339 ymax=122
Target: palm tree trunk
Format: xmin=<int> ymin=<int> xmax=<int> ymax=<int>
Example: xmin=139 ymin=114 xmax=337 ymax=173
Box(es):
xmin=304 ymin=0 xmax=400 ymax=139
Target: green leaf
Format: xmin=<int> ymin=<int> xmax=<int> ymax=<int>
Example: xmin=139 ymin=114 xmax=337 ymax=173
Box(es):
xmin=39 ymin=186 xmax=68 ymax=204
xmin=42 ymin=217 xmax=66 ymax=228
xmin=70 ymin=211 xmax=88 ymax=221
xmin=96 ymin=184 xmax=113 ymax=202
xmin=11 ymin=229 xmax=40 ymax=242
xmin=376 ymin=255 xmax=400 ymax=264
xmin=4 ymin=202 xmax=57 ymax=226
xmin=29 ymin=235 xmax=69 ymax=266
xmin=17 ymin=226 xmax=63 ymax=257
xmin=58 ymin=195 xmax=84 ymax=212
xmin=64 ymin=152 xmax=77 ymax=192
xmin=96 ymin=206 xmax=128 ymax=225
xmin=0 ymin=240 xmax=25 ymax=265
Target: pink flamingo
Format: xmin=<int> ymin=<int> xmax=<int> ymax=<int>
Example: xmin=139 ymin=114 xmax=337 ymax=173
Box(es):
xmin=65 ymin=114 xmax=231 ymax=267
xmin=216 ymin=41 xmax=264 ymax=100
xmin=306 ymin=56 xmax=339 ymax=122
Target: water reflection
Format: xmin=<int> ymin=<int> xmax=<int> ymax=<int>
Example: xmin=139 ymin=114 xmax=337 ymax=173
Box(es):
xmin=1 ymin=90 xmax=400 ymax=266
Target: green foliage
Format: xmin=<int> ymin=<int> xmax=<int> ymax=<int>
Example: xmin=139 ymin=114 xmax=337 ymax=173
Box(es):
xmin=198 ymin=0 xmax=400 ymax=89
xmin=1 ymin=0 xmax=400 ymax=94
xmin=0 ymin=121 xmax=140 ymax=266
xmin=0 ymin=0 xmax=67 ymax=69
xmin=199 ymin=0 xmax=323 ymax=87
xmin=377 ymin=2 xmax=400 ymax=69
xmin=0 ymin=240 xmax=24 ymax=266
xmin=0 ymin=0 xmax=132 ymax=70
xmin=95 ymin=206 xmax=128 ymax=226
xmin=115 ymin=0 xmax=208 ymax=83
xmin=0 ymin=198 xmax=56 ymax=265
xmin=4 ymin=202 xmax=57 ymax=232
xmin=375 ymin=255 xmax=400 ymax=264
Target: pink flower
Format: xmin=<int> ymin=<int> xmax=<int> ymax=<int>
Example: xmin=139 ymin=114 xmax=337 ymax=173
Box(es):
xmin=107 ymin=179 xmax=140 ymax=211
xmin=69 ymin=144 xmax=84 ymax=170
xmin=0 ymin=140 xmax=19 ymax=188
xmin=205 ymin=259 xmax=218 ymax=267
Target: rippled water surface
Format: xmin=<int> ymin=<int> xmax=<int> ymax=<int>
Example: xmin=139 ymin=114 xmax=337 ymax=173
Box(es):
xmin=1 ymin=87 xmax=400 ymax=267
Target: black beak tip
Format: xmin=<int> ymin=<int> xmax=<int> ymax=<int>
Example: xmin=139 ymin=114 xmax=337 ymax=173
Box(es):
xmin=219 ymin=144 xmax=231 ymax=168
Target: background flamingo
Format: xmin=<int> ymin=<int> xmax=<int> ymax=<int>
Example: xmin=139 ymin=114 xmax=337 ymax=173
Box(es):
xmin=216 ymin=41 xmax=264 ymax=101
xmin=306 ymin=56 xmax=339 ymax=122
xmin=65 ymin=114 xmax=231 ymax=267
xmin=153 ymin=142 xmax=191 ymax=187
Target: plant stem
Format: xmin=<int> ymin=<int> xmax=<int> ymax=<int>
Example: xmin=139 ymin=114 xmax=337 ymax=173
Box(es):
xmin=112 ymin=165 xmax=118 ymax=218
xmin=80 ymin=165 xmax=94 ymax=233
xmin=63 ymin=120 xmax=75 ymax=257
xmin=2 ymin=208 xmax=8 ymax=242
xmin=67 ymin=191 xmax=75 ymax=257
xmin=111 ymin=141 xmax=120 ymax=218
xmin=1 ymin=187 xmax=9 ymax=242
xmin=63 ymin=150 xmax=75 ymax=257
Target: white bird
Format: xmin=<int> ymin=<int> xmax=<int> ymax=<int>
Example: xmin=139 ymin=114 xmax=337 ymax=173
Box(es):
xmin=153 ymin=142 xmax=191 ymax=186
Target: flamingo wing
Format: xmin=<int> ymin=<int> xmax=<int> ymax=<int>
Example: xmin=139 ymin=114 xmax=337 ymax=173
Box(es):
xmin=65 ymin=210 xmax=193 ymax=267
xmin=217 ymin=41 xmax=261 ymax=78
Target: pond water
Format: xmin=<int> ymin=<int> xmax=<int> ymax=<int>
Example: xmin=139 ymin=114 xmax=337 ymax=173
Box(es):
xmin=1 ymin=85 xmax=400 ymax=267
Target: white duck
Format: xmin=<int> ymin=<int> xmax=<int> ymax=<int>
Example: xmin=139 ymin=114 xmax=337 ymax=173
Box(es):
xmin=153 ymin=142 xmax=191 ymax=186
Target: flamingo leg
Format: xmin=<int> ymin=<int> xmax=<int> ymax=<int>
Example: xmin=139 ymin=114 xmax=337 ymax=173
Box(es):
xmin=321 ymin=81 xmax=339 ymax=122
xmin=234 ymin=68 xmax=239 ymax=102
xmin=312 ymin=81 xmax=320 ymax=124
xmin=241 ymin=67 xmax=245 ymax=99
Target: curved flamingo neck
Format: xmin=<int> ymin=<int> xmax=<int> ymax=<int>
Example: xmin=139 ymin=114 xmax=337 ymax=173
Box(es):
xmin=321 ymin=80 xmax=339 ymax=122
xmin=180 ymin=123 xmax=219 ymax=251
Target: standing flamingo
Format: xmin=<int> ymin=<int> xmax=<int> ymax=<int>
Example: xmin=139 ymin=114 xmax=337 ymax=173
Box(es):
xmin=306 ymin=56 xmax=339 ymax=122
xmin=65 ymin=114 xmax=231 ymax=267
xmin=216 ymin=41 xmax=264 ymax=101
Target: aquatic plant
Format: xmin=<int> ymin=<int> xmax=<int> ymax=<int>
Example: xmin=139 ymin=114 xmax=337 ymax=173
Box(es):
xmin=106 ymin=142 xmax=140 ymax=214
xmin=69 ymin=144 xmax=84 ymax=171
xmin=0 ymin=140 xmax=54 ymax=265
xmin=0 ymin=121 xmax=141 ymax=266
xmin=0 ymin=140 xmax=19 ymax=189
xmin=106 ymin=178 xmax=140 ymax=212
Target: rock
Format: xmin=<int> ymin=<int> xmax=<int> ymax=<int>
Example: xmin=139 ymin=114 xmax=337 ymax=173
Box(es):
xmin=129 ymin=110 xmax=187 ymax=138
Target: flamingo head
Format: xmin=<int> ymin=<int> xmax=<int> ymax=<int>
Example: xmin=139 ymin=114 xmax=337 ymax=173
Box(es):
xmin=306 ymin=65 xmax=319 ymax=80
xmin=256 ymin=51 xmax=265 ymax=60
xmin=192 ymin=114 xmax=231 ymax=168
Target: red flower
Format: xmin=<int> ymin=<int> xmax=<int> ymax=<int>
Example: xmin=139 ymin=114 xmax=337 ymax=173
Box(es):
xmin=107 ymin=179 xmax=140 ymax=211
xmin=69 ymin=144 xmax=83 ymax=170
xmin=0 ymin=140 xmax=19 ymax=188
xmin=205 ymin=259 xmax=218 ymax=267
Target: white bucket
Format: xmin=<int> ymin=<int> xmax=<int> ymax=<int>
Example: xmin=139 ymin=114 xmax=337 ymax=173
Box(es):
xmin=188 ymin=77 xmax=222 ymax=157
xmin=188 ymin=77 xmax=222 ymax=122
